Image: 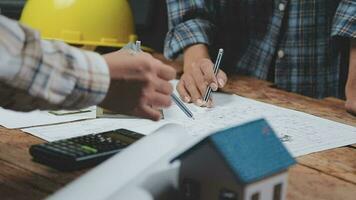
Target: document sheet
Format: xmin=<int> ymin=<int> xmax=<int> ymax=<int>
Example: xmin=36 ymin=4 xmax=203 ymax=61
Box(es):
xmin=22 ymin=91 xmax=356 ymax=157
xmin=163 ymin=93 xmax=356 ymax=157
xmin=22 ymin=118 xmax=169 ymax=142
xmin=0 ymin=107 xmax=96 ymax=129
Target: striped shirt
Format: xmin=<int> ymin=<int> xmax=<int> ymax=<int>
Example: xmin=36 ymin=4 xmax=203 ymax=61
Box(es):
xmin=0 ymin=15 xmax=110 ymax=111
xmin=164 ymin=0 xmax=355 ymax=98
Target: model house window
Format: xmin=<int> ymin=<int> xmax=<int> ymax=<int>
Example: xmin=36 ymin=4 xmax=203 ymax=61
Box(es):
xmin=273 ymin=183 xmax=283 ymax=200
xmin=251 ymin=192 xmax=260 ymax=200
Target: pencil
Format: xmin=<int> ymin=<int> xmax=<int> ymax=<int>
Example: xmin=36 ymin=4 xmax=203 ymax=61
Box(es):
xmin=171 ymin=93 xmax=195 ymax=119
xmin=203 ymin=48 xmax=224 ymax=102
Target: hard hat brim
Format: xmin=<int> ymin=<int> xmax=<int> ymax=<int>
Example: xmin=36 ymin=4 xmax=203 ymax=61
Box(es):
xmin=44 ymin=37 xmax=154 ymax=52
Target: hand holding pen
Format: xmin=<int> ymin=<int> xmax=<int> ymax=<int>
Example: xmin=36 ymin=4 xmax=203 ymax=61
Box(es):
xmin=99 ymin=42 xmax=176 ymax=121
xmin=176 ymin=45 xmax=226 ymax=107
xmin=203 ymin=49 xmax=224 ymax=102
xmin=132 ymin=41 xmax=194 ymax=119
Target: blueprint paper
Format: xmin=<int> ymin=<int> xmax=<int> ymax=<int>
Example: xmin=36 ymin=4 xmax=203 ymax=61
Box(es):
xmin=21 ymin=79 xmax=356 ymax=157
xmin=163 ymin=93 xmax=356 ymax=157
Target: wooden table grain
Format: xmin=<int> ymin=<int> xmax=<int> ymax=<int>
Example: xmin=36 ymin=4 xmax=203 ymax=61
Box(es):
xmin=0 ymin=75 xmax=355 ymax=200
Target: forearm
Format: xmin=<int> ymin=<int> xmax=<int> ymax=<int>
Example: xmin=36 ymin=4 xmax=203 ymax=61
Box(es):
xmin=0 ymin=16 xmax=110 ymax=111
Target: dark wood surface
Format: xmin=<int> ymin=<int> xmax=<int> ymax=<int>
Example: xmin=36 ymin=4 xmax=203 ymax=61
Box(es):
xmin=0 ymin=66 xmax=355 ymax=199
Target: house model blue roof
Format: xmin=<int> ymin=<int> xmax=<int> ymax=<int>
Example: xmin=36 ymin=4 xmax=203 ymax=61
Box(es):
xmin=208 ymin=119 xmax=296 ymax=184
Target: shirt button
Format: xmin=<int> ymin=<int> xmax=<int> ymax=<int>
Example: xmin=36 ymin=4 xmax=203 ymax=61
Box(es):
xmin=277 ymin=50 xmax=285 ymax=59
xmin=279 ymin=3 xmax=285 ymax=11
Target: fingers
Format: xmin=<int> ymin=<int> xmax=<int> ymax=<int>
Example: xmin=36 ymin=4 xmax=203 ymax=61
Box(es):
xmin=133 ymin=90 xmax=170 ymax=121
xmin=216 ymin=69 xmax=227 ymax=88
xmin=177 ymin=78 xmax=212 ymax=107
xmin=128 ymin=89 xmax=170 ymax=121
xmin=142 ymin=54 xmax=176 ymax=81
xmin=176 ymin=58 xmax=222 ymax=106
xmin=205 ymin=99 xmax=214 ymax=108
xmin=181 ymin=75 xmax=204 ymax=106
xmin=148 ymin=92 xmax=172 ymax=108
xmin=177 ymin=80 xmax=191 ymax=102
xmin=154 ymin=78 xmax=173 ymax=95
xmin=199 ymin=59 xmax=218 ymax=91
xmin=156 ymin=61 xmax=176 ymax=81
xmin=102 ymin=51 xmax=177 ymax=121
xmin=134 ymin=105 xmax=162 ymax=121
xmin=191 ymin=65 xmax=208 ymax=97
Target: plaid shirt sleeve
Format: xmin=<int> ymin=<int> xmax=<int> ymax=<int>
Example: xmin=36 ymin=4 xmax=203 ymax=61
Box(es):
xmin=164 ymin=0 xmax=219 ymax=59
xmin=331 ymin=0 xmax=356 ymax=38
xmin=0 ymin=16 xmax=110 ymax=111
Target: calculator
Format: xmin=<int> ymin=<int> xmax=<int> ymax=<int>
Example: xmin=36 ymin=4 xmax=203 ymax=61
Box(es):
xmin=29 ymin=129 xmax=144 ymax=171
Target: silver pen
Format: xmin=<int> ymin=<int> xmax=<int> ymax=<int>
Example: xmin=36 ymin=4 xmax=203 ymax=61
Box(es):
xmin=203 ymin=48 xmax=224 ymax=102
xmin=171 ymin=93 xmax=195 ymax=119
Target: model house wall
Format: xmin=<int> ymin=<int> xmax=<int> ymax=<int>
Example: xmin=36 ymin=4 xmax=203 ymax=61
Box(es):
xmin=243 ymin=172 xmax=288 ymax=200
xmin=178 ymin=142 xmax=289 ymax=200
xmin=176 ymin=119 xmax=295 ymax=200
xmin=178 ymin=142 xmax=244 ymax=200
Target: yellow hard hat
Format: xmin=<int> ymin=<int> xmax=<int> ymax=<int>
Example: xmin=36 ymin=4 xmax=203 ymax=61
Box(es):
xmin=20 ymin=0 xmax=137 ymax=49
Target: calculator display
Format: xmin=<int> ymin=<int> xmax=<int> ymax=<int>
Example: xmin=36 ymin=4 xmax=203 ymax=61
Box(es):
xmin=105 ymin=129 xmax=142 ymax=144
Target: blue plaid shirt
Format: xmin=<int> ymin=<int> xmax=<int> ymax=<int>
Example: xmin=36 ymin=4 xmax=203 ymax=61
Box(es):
xmin=164 ymin=0 xmax=355 ymax=98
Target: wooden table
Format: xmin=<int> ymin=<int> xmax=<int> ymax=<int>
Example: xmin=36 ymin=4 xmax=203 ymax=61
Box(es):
xmin=0 ymin=75 xmax=355 ymax=200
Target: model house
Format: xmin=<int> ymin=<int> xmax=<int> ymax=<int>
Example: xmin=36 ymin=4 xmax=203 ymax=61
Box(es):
xmin=175 ymin=119 xmax=296 ymax=200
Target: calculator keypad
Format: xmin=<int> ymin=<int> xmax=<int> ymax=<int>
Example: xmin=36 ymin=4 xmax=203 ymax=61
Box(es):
xmin=30 ymin=129 xmax=144 ymax=170
xmin=36 ymin=129 xmax=142 ymax=159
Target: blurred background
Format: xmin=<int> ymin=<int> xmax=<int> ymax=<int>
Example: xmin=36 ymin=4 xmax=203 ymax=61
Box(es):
xmin=0 ymin=0 xmax=168 ymax=52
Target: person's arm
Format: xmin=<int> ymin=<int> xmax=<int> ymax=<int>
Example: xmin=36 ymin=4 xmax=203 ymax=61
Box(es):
xmin=164 ymin=0 xmax=227 ymax=107
xmin=100 ymin=50 xmax=176 ymax=121
xmin=330 ymin=0 xmax=355 ymax=114
xmin=345 ymin=40 xmax=356 ymax=114
xmin=0 ymin=16 xmax=176 ymax=120
xmin=0 ymin=15 xmax=110 ymax=111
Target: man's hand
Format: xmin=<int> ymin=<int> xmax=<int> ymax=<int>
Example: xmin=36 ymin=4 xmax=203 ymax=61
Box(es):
xmin=99 ymin=50 xmax=176 ymax=121
xmin=178 ymin=44 xmax=227 ymax=107
xmin=345 ymin=40 xmax=356 ymax=115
